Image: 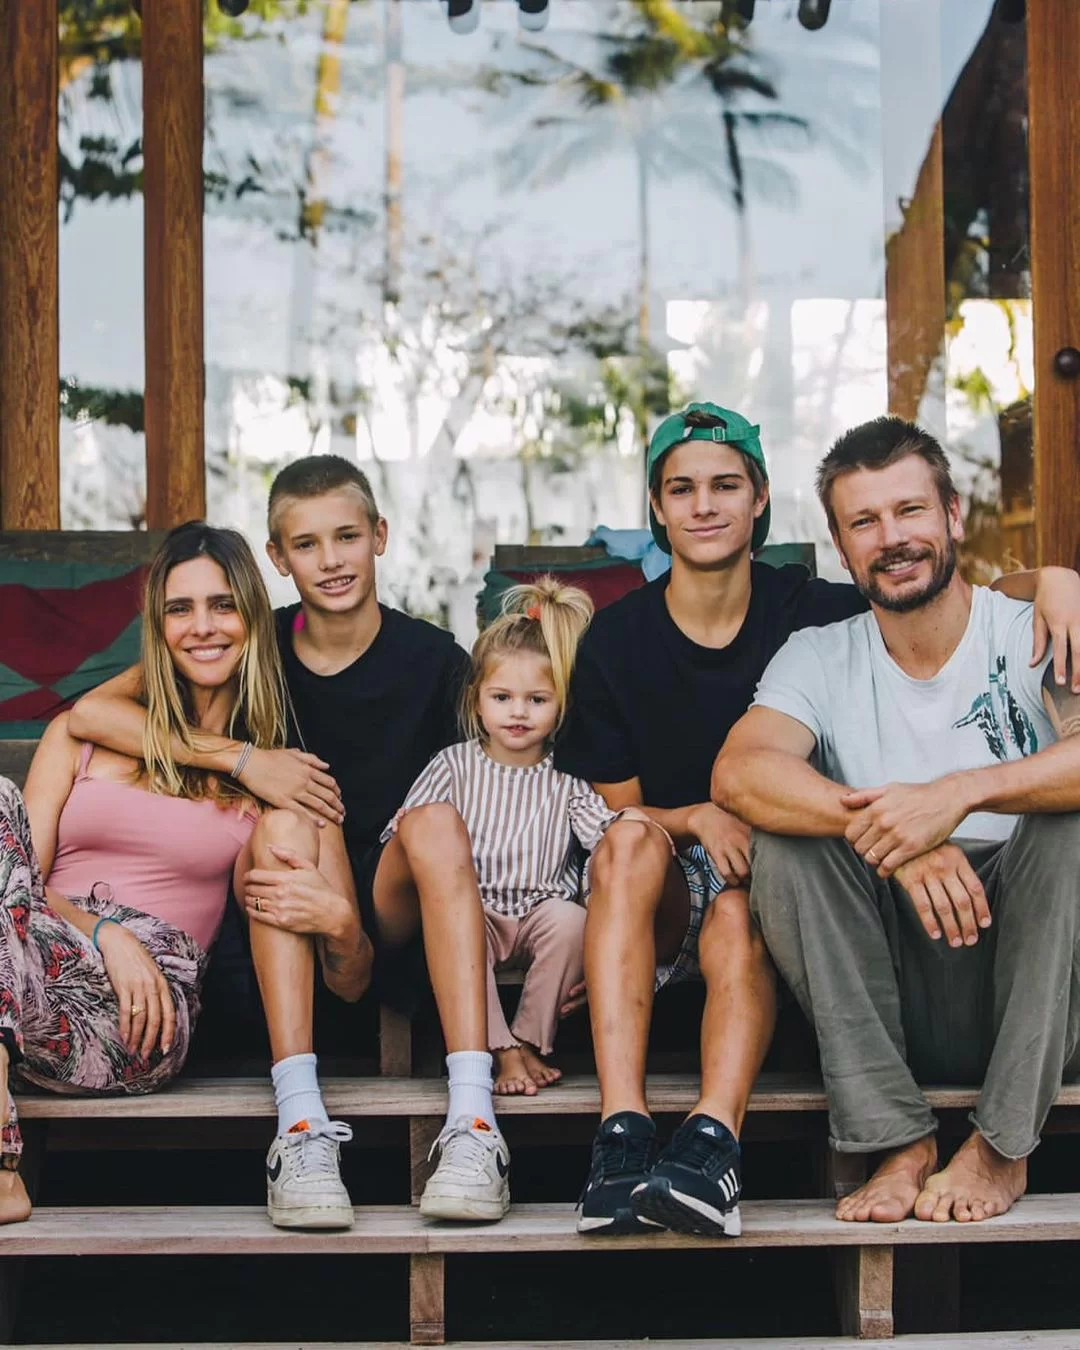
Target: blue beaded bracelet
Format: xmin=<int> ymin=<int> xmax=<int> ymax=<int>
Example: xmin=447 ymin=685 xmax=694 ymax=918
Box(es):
xmin=91 ymin=917 xmax=118 ymax=951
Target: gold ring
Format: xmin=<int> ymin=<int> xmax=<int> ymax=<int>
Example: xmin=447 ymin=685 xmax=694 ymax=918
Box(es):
xmin=130 ymin=1004 xmax=143 ymax=1017
xmin=867 ymin=848 xmax=878 ymax=864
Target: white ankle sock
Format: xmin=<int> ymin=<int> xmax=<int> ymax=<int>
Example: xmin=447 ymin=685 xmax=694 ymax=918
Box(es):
xmin=271 ymin=1052 xmax=329 ymax=1136
xmin=445 ymin=1050 xmax=495 ymax=1131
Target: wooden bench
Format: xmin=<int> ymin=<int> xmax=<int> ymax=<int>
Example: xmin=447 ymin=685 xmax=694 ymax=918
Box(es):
xmin=9 ymin=1071 xmax=1080 ymax=1343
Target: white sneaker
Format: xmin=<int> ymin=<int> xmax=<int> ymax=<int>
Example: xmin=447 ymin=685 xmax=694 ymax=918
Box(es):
xmin=419 ymin=1115 xmax=510 ymax=1221
xmin=266 ymin=1119 xmax=354 ymax=1229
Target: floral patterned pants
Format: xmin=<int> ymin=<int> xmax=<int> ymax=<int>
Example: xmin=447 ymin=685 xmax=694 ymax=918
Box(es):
xmin=0 ymin=777 xmax=207 ymax=1160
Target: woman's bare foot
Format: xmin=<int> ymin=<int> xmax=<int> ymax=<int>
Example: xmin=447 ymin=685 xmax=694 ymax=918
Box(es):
xmin=0 ymin=1170 xmax=30 ymax=1225
xmin=0 ymin=1048 xmax=28 ymax=1225
xmin=494 ymin=1046 xmax=539 ymax=1096
xmin=914 ymin=1131 xmax=1027 ymax=1223
xmin=518 ymin=1043 xmax=561 ymax=1088
xmin=835 ymin=1135 xmax=938 ymax=1222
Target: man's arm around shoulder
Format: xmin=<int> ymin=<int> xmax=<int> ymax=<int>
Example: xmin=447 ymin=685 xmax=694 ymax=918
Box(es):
xmin=712 ymin=706 xmax=852 ymax=837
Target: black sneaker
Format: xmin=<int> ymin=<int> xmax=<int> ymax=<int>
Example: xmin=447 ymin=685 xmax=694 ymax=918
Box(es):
xmin=577 ymin=1111 xmax=662 ymax=1235
xmin=630 ymin=1113 xmax=742 ymax=1237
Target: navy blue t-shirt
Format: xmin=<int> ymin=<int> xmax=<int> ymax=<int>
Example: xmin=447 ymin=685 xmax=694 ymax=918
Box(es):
xmin=554 ymin=563 xmax=868 ymax=808
xmin=276 ymin=603 xmax=469 ymax=860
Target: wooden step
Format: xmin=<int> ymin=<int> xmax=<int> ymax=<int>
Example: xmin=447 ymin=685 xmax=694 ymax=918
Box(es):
xmin=15 ymin=1072 xmax=1080 ymax=1120
xmin=5 ymin=1199 xmax=1080 ymax=1344
xmin=4 ymin=1196 xmax=1080 ymax=1254
xmin=15 ymin=1340 xmax=1080 ymax=1350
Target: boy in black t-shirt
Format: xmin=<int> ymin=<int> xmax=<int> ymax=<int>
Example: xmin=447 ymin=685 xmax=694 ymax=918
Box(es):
xmin=262 ymin=458 xmax=510 ymax=1222
xmin=557 ymin=403 xmax=1069 ymax=1239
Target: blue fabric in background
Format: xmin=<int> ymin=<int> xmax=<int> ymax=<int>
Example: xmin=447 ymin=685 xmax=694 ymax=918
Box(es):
xmin=586 ymin=526 xmax=671 ymax=581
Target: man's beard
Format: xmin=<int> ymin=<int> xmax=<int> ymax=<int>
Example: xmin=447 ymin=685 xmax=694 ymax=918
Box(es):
xmin=853 ymin=537 xmax=957 ymax=614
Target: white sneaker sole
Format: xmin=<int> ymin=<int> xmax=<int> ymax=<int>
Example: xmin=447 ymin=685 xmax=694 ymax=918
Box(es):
xmin=419 ymin=1191 xmax=509 ymax=1222
xmin=267 ymin=1198 xmax=355 ymax=1230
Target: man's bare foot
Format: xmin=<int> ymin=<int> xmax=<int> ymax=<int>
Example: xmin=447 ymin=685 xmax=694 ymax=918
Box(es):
xmin=914 ymin=1131 xmax=1027 ymax=1223
xmin=494 ymin=1046 xmax=539 ymax=1096
xmin=835 ymin=1135 xmax=938 ymax=1223
xmin=518 ymin=1043 xmax=561 ymax=1088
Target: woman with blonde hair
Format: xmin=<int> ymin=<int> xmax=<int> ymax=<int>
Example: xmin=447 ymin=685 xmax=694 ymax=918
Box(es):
xmin=0 ymin=521 xmax=367 ymax=1228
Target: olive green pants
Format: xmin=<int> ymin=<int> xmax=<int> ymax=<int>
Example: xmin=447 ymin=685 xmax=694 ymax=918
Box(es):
xmin=750 ymin=813 xmax=1080 ymax=1160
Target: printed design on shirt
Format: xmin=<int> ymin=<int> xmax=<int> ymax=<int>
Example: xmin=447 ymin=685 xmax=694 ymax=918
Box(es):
xmin=952 ymin=654 xmax=1039 ymax=761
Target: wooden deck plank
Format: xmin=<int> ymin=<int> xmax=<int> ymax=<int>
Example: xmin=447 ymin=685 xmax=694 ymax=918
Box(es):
xmin=2 ymin=1196 xmax=1080 ymax=1256
xmin=14 ymin=1073 xmax=1080 ymax=1120
xmin=13 ymin=1339 xmax=1080 ymax=1350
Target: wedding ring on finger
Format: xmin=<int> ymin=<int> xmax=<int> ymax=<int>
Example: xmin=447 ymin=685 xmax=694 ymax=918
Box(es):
xmin=867 ymin=848 xmax=879 ymax=864
xmin=130 ymin=1004 xmax=143 ymax=1017
xmin=254 ymin=897 xmax=262 ymax=913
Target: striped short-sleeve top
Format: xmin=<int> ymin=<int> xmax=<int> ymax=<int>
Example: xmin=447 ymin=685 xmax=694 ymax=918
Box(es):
xmin=381 ymin=739 xmax=616 ymax=918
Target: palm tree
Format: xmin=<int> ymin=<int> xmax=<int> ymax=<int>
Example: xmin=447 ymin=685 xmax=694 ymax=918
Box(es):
xmin=497 ymin=0 xmax=812 ymax=350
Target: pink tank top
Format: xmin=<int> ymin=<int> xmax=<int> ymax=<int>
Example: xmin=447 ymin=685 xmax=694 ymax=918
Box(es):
xmin=47 ymin=744 xmax=256 ymax=952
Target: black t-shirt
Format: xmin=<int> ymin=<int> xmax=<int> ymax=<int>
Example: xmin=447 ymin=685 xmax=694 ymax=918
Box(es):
xmin=554 ymin=563 xmax=868 ymax=809
xmin=276 ymin=604 xmax=470 ymax=859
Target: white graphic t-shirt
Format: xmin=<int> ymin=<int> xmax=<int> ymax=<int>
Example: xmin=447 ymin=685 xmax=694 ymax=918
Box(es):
xmin=753 ymin=586 xmax=1055 ymax=843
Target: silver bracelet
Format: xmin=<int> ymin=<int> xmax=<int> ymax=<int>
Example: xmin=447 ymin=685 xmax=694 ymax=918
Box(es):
xmin=232 ymin=741 xmax=254 ymax=779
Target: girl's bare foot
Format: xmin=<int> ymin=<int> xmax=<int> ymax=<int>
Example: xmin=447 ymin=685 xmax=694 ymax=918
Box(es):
xmin=0 ymin=1047 xmax=28 ymax=1225
xmin=494 ymin=1046 xmax=539 ymax=1096
xmin=914 ymin=1131 xmax=1027 ymax=1223
xmin=518 ymin=1043 xmax=561 ymax=1088
xmin=835 ymin=1135 xmax=938 ymax=1222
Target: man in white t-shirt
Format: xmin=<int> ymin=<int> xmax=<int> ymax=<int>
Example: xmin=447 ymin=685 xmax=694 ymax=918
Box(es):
xmin=713 ymin=415 xmax=1080 ymax=1226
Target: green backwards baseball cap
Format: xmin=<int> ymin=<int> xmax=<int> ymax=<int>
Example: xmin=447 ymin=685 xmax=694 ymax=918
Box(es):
xmin=647 ymin=402 xmax=771 ymax=554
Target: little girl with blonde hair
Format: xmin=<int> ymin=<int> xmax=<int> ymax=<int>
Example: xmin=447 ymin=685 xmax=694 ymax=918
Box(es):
xmin=385 ymin=577 xmax=626 ymax=1095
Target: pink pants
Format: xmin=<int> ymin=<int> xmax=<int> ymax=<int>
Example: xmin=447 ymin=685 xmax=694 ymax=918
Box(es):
xmin=485 ymin=901 xmax=586 ymax=1057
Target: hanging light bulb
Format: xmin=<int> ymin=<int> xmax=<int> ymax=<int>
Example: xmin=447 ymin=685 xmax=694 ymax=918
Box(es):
xmin=517 ymin=0 xmax=549 ymax=32
xmin=217 ymin=0 xmax=251 ymax=14
xmin=445 ymin=0 xmax=480 ymax=35
xmin=797 ymin=0 xmax=831 ymax=30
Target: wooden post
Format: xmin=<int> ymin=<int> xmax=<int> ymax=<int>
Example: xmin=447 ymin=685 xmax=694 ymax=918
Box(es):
xmin=0 ymin=0 xmax=59 ymax=529
xmin=1028 ymin=0 xmax=1080 ymax=569
xmin=409 ymin=1252 xmax=446 ymax=1345
xmin=885 ymin=122 xmax=946 ymax=422
xmin=409 ymin=1116 xmax=441 ymax=1206
xmin=379 ymin=1004 xmax=413 ymax=1076
xmin=142 ymin=0 xmax=205 ymax=528
xmin=837 ymin=1245 xmax=894 ymax=1339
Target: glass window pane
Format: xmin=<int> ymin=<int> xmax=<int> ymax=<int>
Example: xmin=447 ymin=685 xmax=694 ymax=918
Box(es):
xmin=59 ymin=2 xmax=146 ymax=529
xmin=202 ymin=0 xmax=1030 ymax=628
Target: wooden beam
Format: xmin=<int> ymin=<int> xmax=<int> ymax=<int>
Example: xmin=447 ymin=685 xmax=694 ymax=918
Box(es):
xmin=1028 ymin=0 xmax=1080 ymax=568
xmin=409 ymin=1253 xmax=446 ymax=1346
xmin=836 ymin=1245 xmax=894 ymax=1339
xmin=0 ymin=0 xmax=59 ymax=529
xmin=142 ymin=0 xmax=205 ymax=528
xmin=885 ymin=121 xmax=946 ymax=422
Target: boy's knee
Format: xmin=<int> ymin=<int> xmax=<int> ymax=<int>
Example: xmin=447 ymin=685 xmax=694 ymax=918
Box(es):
xmin=591 ymin=818 xmax=669 ymax=892
xmin=252 ymin=808 xmax=319 ymax=859
xmin=699 ymin=888 xmax=767 ymax=970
